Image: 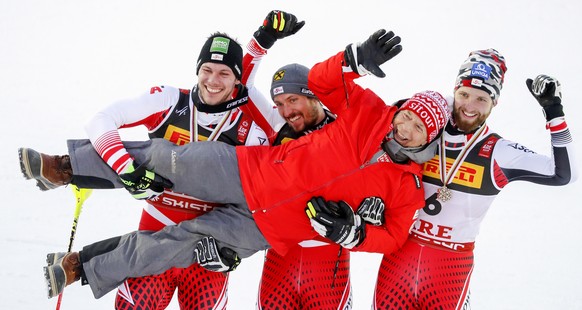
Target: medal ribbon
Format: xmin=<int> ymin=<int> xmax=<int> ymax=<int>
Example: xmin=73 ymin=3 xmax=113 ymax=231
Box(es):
xmin=191 ymin=105 xmax=232 ymax=143
xmin=439 ymin=125 xmax=487 ymax=188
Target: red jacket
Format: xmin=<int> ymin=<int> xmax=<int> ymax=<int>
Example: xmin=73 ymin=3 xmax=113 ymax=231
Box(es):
xmin=236 ymin=52 xmax=425 ymax=256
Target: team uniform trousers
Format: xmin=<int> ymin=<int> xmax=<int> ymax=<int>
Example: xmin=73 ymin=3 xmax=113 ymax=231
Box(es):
xmin=374 ymin=117 xmax=576 ymax=309
xmin=373 ymin=239 xmax=473 ymax=310
xmin=258 ymin=244 xmax=352 ymax=310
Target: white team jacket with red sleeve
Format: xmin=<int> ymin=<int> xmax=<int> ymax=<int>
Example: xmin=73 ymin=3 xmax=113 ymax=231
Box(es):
xmin=84 ymin=85 xmax=268 ymax=227
xmin=411 ymin=117 xmax=576 ymax=251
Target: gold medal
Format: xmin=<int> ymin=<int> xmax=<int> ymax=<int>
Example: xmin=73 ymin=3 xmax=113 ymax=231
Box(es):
xmin=437 ymin=186 xmax=452 ymax=202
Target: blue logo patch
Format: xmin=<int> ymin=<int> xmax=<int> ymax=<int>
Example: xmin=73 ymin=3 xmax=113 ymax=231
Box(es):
xmin=470 ymin=62 xmax=491 ymax=80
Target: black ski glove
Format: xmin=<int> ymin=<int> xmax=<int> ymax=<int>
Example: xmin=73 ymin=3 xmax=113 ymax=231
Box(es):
xmin=305 ymin=196 xmax=365 ymax=249
xmin=526 ymin=74 xmax=564 ymax=121
xmin=356 ymin=196 xmax=385 ymax=226
xmin=344 ymin=29 xmax=402 ymax=78
xmin=118 ymin=161 xmax=173 ymax=200
xmin=195 ymin=236 xmax=241 ymax=273
xmin=253 ymin=10 xmax=305 ymax=49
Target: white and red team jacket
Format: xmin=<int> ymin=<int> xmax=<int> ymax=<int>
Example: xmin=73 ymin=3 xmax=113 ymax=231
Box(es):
xmin=85 ymin=85 xmax=268 ymax=228
xmin=240 ymin=39 xmax=286 ymax=144
xmin=412 ymin=118 xmax=577 ymax=251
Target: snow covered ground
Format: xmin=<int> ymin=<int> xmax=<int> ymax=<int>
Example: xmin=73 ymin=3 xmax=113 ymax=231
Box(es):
xmin=1 ymin=0 xmax=581 ymax=309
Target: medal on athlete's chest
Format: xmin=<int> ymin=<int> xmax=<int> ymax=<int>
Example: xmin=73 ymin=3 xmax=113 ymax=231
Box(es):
xmin=437 ymin=186 xmax=452 ymax=202
xmin=438 ymin=126 xmax=487 ymax=203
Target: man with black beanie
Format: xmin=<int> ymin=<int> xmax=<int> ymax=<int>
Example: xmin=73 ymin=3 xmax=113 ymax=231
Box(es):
xmin=19 ymin=11 xmax=306 ymax=307
xmin=20 ymin=30 xmax=271 ymax=310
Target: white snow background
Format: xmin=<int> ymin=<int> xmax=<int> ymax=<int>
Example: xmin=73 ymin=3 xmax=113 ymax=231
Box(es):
xmin=1 ymin=1 xmax=581 ymax=309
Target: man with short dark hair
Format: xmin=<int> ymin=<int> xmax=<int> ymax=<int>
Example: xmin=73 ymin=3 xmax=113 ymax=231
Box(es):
xmin=21 ymin=30 xmax=271 ymax=310
xmin=240 ymin=55 xmax=350 ymax=307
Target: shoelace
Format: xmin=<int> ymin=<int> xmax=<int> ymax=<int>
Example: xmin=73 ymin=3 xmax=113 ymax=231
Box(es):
xmin=54 ymin=155 xmax=73 ymax=184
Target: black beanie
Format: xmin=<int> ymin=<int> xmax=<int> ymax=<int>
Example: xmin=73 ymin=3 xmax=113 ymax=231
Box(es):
xmin=196 ymin=33 xmax=243 ymax=79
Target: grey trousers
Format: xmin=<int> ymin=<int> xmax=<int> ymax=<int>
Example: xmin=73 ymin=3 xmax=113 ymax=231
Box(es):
xmin=67 ymin=139 xmax=270 ymax=298
xmin=68 ymin=139 xmax=245 ymax=205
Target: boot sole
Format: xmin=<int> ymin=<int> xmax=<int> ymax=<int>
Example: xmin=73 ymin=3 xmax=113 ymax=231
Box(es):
xmin=18 ymin=148 xmax=34 ymax=180
xmin=46 ymin=252 xmax=66 ymax=266
xmin=18 ymin=148 xmax=57 ymax=191
xmin=44 ymin=265 xmax=61 ymax=299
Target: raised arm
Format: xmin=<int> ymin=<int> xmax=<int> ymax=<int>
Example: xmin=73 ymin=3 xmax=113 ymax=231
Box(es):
xmin=308 ymin=29 xmax=402 ymax=115
xmin=240 ymin=10 xmax=305 ymax=144
xmin=495 ymin=74 xmax=577 ymax=186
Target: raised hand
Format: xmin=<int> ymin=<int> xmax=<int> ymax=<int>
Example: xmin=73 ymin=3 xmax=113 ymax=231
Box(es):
xmin=344 ymin=29 xmax=402 ymax=78
xmin=526 ymin=74 xmax=564 ymax=121
xmin=253 ymin=10 xmax=305 ymax=49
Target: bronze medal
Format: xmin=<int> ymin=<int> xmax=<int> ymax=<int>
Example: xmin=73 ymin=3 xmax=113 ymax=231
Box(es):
xmin=437 ymin=186 xmax=452 ymax=202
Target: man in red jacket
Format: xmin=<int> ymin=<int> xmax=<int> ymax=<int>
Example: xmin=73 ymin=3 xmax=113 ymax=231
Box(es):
xmin=33 ymin=29 xmax=450 ymax=300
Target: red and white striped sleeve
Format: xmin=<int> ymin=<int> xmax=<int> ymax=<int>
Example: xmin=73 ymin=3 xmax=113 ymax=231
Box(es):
xmin=240 ymin=38 xmax=286 ymax=145
xmin=85 ymin=85 xmax=180 ymax=173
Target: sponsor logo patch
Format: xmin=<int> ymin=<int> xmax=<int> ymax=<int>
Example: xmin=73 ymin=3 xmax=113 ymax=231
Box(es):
xmin=478 ymin=136 xmax=499 ymax=158
xmin=210 ymin=37 xmax=230 ymax=53
xmin=150 ymin=86 xmax=163 ymax=94
xmin=301 ymin=87 xmax=314 ymax=96
xmin=272 ymin=86 xmax=284 ymax=96
xmin=273 ymin=70 xmax=285 ymax=81
xmin=470 ymin=78 xmax=483 ymax=87
xmin=211 ymin=53 xmax=224 ymax=61
xmin=163 ymin=125 xmax=190 ymax=145
xmin=237 ymin=119 xmax=250 ymax=143
xmin=470 ymin=62 xmax=492 ymax=79
xmin=422 ymin=155 xmax=484 ymax=189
